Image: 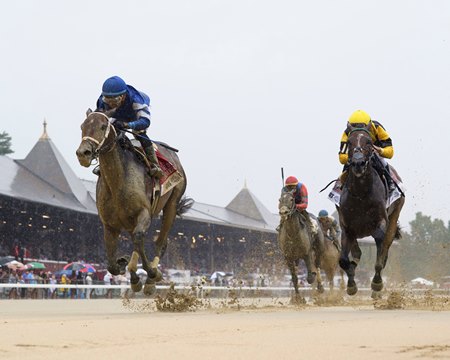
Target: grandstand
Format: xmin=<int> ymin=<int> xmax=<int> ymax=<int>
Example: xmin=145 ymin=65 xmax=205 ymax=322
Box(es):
xmin=0 ymin=122 xmax=280 ymax=275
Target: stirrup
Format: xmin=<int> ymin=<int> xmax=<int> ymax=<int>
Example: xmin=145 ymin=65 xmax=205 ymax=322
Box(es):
xmin=150 ymin=165 xmax=163 ymax=179
xmin=92 ymin=165 xmax=100 ymax=176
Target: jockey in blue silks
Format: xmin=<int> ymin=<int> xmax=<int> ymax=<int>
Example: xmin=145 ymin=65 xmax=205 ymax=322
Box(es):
xmin=95 ymin=75 xmax=163 ymax=178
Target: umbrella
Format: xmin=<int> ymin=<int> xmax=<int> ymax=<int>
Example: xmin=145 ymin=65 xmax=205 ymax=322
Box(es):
xmin=79 ymin=264 xmax=96 ymax=273
xmin=25 ymin=262 xmax=46 ymax=270
xmin=0 ymin=256 xmax=14 ymax=266
xmin=6 ymin=260 xmax=24 ymax=269
xmin=210 ymin=271 xmax=226 ymax=281
xmin=63 ymin=262 xmax=87 ymax=272
xmin=411 ymin=277 xmax=434 ymax=286
xmin=55 ymin=269 xmax=73 ymax=277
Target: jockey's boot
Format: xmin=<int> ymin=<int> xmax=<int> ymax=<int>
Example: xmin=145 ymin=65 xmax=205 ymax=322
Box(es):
xmin=332 ymin=237 xmax=341 ymax=252
xmin=92 ymin=165 xmax=100 ymax=176
xmin=143 ymin=144 xmax=163 ymax=179
xmin=385 ymin=165 xmax=396 ymax=192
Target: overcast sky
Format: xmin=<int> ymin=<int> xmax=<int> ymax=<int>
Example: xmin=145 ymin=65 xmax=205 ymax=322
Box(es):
xmin=1 ymin=1 xmax=450 ymax=229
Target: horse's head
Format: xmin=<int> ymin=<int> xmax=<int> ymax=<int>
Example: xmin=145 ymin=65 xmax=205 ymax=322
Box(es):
xmin=346 ymin=123 xmax=374 ymax=178
xmin=278 ymin=190 xmax=296 ymax=222
xmin=76 ymin=109 xmax=117 ymax=167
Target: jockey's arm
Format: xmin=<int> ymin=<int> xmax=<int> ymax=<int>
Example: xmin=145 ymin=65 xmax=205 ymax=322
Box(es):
xmin=295 ymin=184 xmax=308 ymax=211
xmin=374 ymin=122 xmax=394 ymax=159
xmin=338 ymin=131 xmax=349 ymax=164
xmin=127 ymin=103 xmax=151 ymax=131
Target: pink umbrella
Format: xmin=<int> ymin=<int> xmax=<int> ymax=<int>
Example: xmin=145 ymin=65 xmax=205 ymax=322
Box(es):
xmin=79 ymin=264 xmax=96 ymax=273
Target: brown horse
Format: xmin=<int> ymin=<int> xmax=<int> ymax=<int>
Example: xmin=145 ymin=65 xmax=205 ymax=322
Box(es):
xmin=278 ymin=190 xmax=322 ymax=301
xmin=316 ymin=236 xmax=344 ymax=291
xmin=76 ymin=110 xmax=191 ymax=295
xmin=338 ymin=123 xmax=404 ymax=296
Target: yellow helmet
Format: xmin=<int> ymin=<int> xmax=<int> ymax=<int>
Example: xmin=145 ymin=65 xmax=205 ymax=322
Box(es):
xmin=348 ymin=110 xmax=371 ymax=125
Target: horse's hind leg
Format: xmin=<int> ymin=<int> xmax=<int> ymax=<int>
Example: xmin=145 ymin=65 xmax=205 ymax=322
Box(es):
xmin=316 ymin=268 xmax=324 ymax=293
xmin=151 ymin=193 xmax=181 ymax=272
xmin=128 ymin=208 xmax=152 ymax=294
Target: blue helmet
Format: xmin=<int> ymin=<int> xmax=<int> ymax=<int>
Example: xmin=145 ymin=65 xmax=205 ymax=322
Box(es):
xmin=318 ymin=210 xmax=328 ymax=218
xmin=102 ymin=76 xmax=127 ymax=96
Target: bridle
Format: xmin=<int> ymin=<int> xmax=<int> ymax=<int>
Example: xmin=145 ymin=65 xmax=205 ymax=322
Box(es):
xmin=279 ymin=190 xmax=297 ymax=223
xmin=81 ymin=112 xmax=117 ymax=165
xmin=347 ymin=128 xmax=373 ymax=172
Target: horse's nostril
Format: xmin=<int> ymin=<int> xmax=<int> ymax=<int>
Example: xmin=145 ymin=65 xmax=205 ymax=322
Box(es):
xmin=84 ymin=150 xmax=92 ymax=157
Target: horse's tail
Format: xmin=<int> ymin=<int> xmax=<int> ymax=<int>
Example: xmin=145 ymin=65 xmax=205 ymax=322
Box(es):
xmin=394 ymin=222 xmax=402 ymax=240
xmin=177 ymin=196 xmax=194 ymax=216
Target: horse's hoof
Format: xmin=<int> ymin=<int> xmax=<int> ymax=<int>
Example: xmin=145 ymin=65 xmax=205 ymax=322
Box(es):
xmin=143 ymin=283 xmax=156 ymax=296
xmin=307 ymin=272 xmax=316 ymax=284
xmin=371 ymin=280 xmax=383 ymax=292
xmin=131 ymin=281 xmax=143 ymax=293
xmin=317 ymin=284 xmax=325 ymax=294
xmin=347 ymin=285 xmax=358 ymax=296
xmin=116 ymin=256 xmax=129 ymax=275
xmin=107 ymin=265 xmax=120 ymax=276
xmin=152 ymin=269 xmax=163 ymax=282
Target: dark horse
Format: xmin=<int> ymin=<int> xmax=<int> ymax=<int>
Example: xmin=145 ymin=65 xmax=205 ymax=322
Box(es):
xmin=278 ymin=190 xmax=323 ymax=300
xmin=338 ymin=123 xmax=405 ymax=296
xmin=76 ymin=110 xmax=191 ymax=295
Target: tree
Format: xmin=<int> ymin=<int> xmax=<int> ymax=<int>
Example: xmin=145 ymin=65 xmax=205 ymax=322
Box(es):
xmin=390 ymin=212 xmax=450 ymax=283
xmin=0 ymin=131 xmax=13 ymax=155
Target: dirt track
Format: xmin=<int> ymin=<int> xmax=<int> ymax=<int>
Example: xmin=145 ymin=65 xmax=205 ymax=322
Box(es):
xmin=0 ymin=296 xmax=449 ymax=360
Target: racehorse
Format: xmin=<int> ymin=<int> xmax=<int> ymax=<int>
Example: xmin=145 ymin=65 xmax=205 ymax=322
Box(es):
xmin=316 ymin=235 xmax=344 ymax=291
xmin=338 ymin=123 xmax=404 ymax=296
xmin=278 ymin=190 xmax=323 ymax=300
xmin=76 ymin=109 xmax=191 ymax=295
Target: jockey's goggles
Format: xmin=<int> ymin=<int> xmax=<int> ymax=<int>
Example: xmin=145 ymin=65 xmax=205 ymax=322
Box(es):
xmin=102 ymin=94 xmax=126 ymax=108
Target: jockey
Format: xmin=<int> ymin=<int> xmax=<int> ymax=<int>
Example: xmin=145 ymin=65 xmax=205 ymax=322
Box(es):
xmin=281 ymin=176 xmax=324 ymax=265
xmin=317 ymin=210 xmax=341 ymax=250
xmin=281 ymin=176 xmax=317 ymax=236
xmin=338 ymin=110 xmax=395 ymax=191
xmin=95 ymin=76 xmax=163 ymax=178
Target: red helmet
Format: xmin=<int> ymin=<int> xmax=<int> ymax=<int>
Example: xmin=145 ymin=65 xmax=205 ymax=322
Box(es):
xmin=285 ymin=176 xmax=299 ymax=186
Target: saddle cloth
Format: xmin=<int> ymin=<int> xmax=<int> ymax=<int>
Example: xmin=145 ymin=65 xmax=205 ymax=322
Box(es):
xmin=328 ymin=165 xmax=405 ymax=209
xmin=130 ymin=139 xmax=183 ymax=197
xmin=156 ymin=149 xmax=183 ymax=196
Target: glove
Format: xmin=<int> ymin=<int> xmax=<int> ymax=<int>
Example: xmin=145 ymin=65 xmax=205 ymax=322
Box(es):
xmin=114 ymin=121 xmax=128 ymax=131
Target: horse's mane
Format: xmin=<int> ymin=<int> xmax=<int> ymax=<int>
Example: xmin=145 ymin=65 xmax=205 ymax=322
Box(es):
xmin=116 ymin=133 xmax=147 ymax=166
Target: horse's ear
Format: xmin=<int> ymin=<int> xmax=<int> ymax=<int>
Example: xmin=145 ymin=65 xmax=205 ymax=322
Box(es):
xmin=86 ymin=108 xmax=93 ymax=116
xmin=104 ymin=109 xmax=116 ymax=118
xmin=346 ymin=122 xmax=354 ymax=133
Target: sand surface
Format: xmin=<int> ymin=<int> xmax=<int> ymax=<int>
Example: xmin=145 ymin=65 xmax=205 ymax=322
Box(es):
xmin=0 ymin=298 xmax=449 ymax=360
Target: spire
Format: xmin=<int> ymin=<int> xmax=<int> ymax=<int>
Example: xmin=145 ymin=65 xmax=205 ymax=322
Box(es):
xmin=243 ymin=179 xmax=247 ymax=189
xmin=40 ymin=118 xmax=49 ymax=140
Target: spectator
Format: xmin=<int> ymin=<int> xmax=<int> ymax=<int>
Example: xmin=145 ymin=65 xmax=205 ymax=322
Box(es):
xmin=85 ymin=272 xmax=93 ymax=299
xmin=49 ymin=274 xmax=57 ymax=299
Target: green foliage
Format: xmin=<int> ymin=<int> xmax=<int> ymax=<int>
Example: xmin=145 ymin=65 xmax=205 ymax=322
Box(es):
xmin=389 ymin=212 xmax=450 ymax=283
xmin=0 ymin=131 xmax=13 ymax=155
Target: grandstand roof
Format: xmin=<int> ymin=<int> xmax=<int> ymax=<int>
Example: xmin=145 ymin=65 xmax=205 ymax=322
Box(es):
xmin=0 ymin=121 xmax=97 ymax=213
xmin=0 ymin=122 xmax=278 ymax=233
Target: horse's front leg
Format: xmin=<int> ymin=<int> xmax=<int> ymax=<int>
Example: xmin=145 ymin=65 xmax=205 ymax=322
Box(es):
xmin=339 ymin=230 xmax=358 ymax=295
xmin=104 ymin=225 xmax=121 ymax=276
xmin=303 ymin=251 xmax=317 ymax=285
xmin=288 ymin=260 xmax=305 ymax=305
